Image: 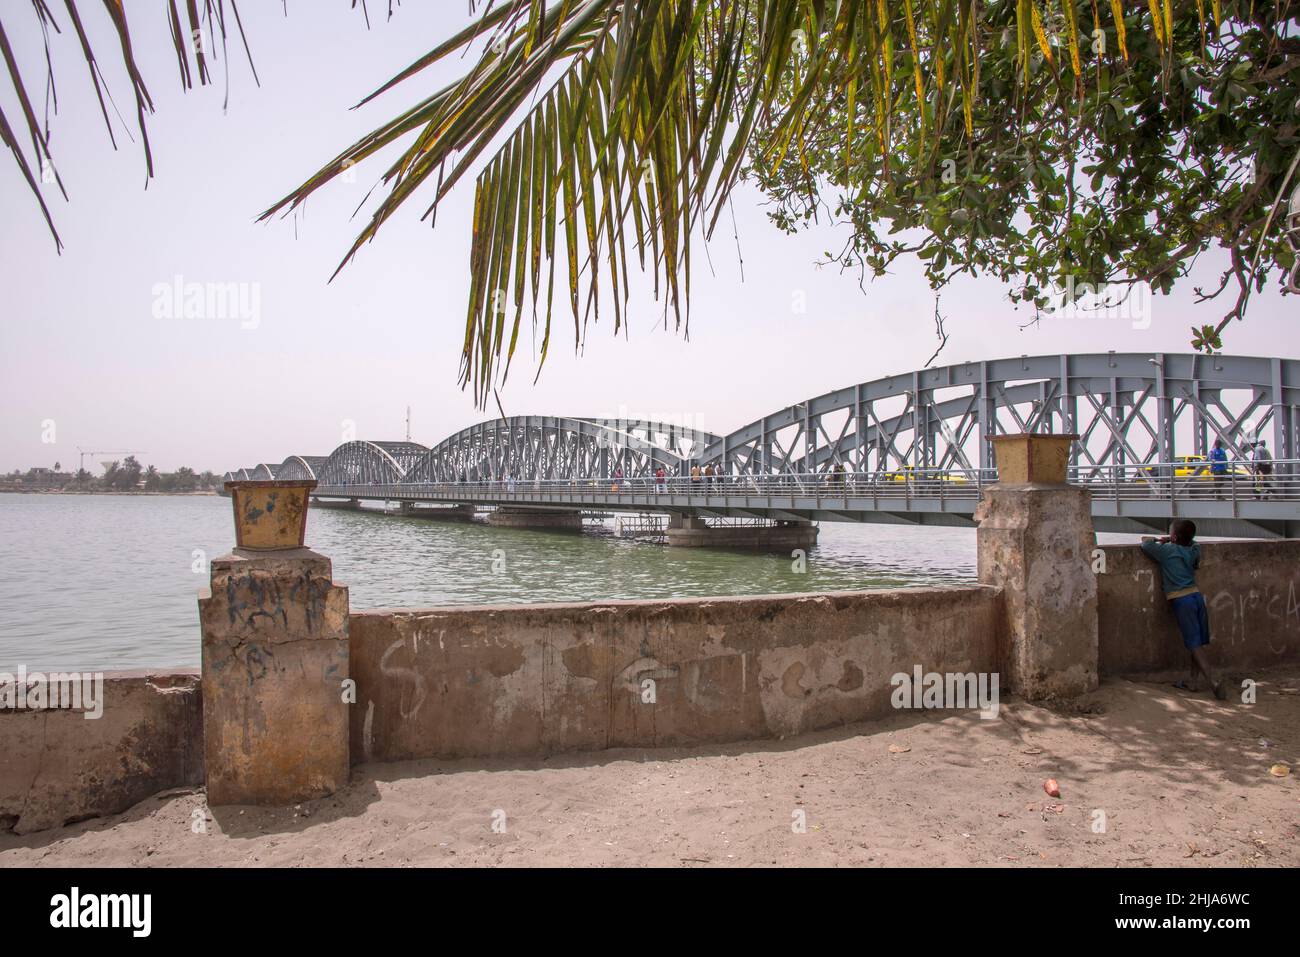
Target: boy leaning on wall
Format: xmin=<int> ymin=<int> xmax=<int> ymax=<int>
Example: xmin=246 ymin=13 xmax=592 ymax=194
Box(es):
xmin=1140 ymin=519 xmax=1228 ymax=700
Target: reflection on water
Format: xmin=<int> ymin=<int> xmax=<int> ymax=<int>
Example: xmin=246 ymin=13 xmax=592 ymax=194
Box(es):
xmin=0 ymin=492 xmax=985 ymax=671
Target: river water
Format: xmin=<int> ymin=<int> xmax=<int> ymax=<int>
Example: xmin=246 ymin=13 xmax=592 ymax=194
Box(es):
xmin=0 ymin=492 xmax=992 ymax=671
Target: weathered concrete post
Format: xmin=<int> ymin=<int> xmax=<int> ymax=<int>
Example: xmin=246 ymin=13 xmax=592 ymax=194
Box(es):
xmin=200 ymin=482 xmax=350 ymax=805
xmin=975 ymin=434 xmax=1098 ymax=700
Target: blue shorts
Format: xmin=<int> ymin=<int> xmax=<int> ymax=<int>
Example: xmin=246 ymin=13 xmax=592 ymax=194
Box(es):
xmin=1169 ymin=592 xmax=1211 ymax=650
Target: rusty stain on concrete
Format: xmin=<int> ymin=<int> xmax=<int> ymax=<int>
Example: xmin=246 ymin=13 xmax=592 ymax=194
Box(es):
xmin=781 ymin=661 xmax=810 ymax=698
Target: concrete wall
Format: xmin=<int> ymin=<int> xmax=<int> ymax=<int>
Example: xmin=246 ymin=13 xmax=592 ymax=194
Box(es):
xmin=0 ymin=671 xmax=203 ymax=835
xmin=348 ymin=586 xmax=1001 ymax=763
xmin=1097 ymin=541 xmax=1300 ymax=676
xmin=6 ymin=536 xmax=1298 ymax=833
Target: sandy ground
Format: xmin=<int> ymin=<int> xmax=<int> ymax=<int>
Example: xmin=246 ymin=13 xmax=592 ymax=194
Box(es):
xmin=3 ymin=671 xmax=1297 ymax=868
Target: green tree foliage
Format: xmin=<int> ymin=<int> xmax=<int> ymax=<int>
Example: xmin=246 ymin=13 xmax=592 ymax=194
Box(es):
xmin=82 ymin=464 xmax=211 ymax=493
xmin=113 ymin=456 xmax=144 ymax=491
xmin=750 ymin=1 xmax=1300 ymax=337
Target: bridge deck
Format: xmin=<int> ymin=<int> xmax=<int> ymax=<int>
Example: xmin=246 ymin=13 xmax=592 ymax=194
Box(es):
xmin=314 ymin=471 xmax=1300 ymax=539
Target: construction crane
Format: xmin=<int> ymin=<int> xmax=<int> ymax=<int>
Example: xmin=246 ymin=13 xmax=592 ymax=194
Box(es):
xmin=76 ymin=448 xmax=145 ymax=474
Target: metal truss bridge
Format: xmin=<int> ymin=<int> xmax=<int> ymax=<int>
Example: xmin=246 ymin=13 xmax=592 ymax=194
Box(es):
xmin=225 ymin=353 xmax=1300 ymax=539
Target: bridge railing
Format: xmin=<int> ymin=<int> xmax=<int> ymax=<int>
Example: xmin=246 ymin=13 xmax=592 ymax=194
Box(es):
xmin=318 ymin=470 xmax=992 ymax=501
xmin=313 ymin=459 xmax=1300 ymax=504
xmin=1069 ymin=458 xmax=1298 ymax=503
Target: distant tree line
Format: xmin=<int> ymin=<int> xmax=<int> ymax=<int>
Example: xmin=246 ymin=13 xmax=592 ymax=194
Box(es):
xmin=2 ymin=456 xmax=218 ymax=493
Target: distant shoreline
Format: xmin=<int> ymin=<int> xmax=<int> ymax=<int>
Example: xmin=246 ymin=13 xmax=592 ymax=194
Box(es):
xmin=0 ymin=488 xmax=220 ymax=497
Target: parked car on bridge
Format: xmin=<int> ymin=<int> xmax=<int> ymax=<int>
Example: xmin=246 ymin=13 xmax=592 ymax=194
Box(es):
xmin=878 ymin=467 xmax=970 ymax=485
xmin=1135 ymin=454 xmax=1251 ymax=481
xmin=1134 ymin=455 xmax=1251 ymax=496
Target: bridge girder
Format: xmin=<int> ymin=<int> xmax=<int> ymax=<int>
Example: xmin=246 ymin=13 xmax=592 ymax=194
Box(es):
xmin=247 ymin=354 xmax=1300 ymax=485
xmin=227 ymin=354 xmax=1298 ymax=539
xmin=402 ymin=415 xmax=720 ymax=483
xmin=316 ymin=441 xmax=429 ymax=487
xmin=699 ymin=353 xmax=1299 ymax=476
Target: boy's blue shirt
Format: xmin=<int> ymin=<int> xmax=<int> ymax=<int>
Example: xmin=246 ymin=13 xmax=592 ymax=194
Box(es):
xmin=1209 ymin=447 xmax=1228 ymax=474
xmin=1140 ymin=540 xmax=1201 ymax=594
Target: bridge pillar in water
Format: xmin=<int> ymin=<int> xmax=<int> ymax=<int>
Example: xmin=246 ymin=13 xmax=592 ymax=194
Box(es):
xmin=975 ymin=433 xmax=1098 ymax=701
xmin=395 ymin=502 xmax=476 ymax=521
xmin=198 ymin=548 xmax=351 ymax=805
xmin=311 ymin=497 xmax=363 ymax=511
xmin=665 ymin=514 xmax=819 ymax=551
xmin=487 ymin=507 xmax=583 ymax=530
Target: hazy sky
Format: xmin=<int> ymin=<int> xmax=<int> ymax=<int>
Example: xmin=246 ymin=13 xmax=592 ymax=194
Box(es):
xmin=2 ymin=3 xmax=1296 ymax=475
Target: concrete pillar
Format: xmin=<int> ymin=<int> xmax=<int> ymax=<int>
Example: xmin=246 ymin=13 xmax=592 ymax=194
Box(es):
xmin=665 ymin=514 xmax=819 ymax=551
xmin=667 ymin=514 xmax=708 ymax=531
xmin=395 ymin=502 xmax=475 ymax=521
xmin=310 ymin=498 xmax=362 ymax=510
xmin=487 ymin=507 xmax=583 ymax=530
xmin=198 ymin=548 xmax=350 ymax=805
xmin=975 ymin=434 xmax=1098 ymax=700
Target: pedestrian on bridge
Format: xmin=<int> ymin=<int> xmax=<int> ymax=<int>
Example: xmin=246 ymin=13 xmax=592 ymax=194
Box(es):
xmin=690 ymin=463 xmax=701 ymax=486
xmin=655 ymin=466 xmax=666 ymax=493
xmin=1251 ymin=440 xmax=1274 ymax=497
xmin=1140 ymin=520 xmax=1227 ymax=701
xmin=1209 ymin=439 xmax=1229 ymax=498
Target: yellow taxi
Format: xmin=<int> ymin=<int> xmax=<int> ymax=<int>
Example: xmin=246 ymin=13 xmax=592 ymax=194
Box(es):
xmin=1136 ymin=454 xmax=1250 ymax=483
xmin=879 ymin=466 xmax=970 ymax=484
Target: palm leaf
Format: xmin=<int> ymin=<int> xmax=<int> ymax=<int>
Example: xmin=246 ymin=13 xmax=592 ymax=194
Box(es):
xmin=12 ymin=1 xmax=1210 ymax=405
xmin=4 ymin=1 xmax=261 ymax=249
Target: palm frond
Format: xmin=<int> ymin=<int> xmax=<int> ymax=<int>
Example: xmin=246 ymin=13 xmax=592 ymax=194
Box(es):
xmin=5 ymin=0 xmax=265 ymax=250
xmin=263 ymin=0 xmax=1176 ymax=405
xmin=9 ymin=2 xmax=1203 ymax=403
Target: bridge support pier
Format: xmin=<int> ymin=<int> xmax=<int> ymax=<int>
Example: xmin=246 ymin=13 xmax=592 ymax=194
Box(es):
xmin=487 ymin=507 xmax=583 ymax=531
xmin=665 ymin=514 xmax=819 ymax=551
xmin=312 ymin=497 xmax=363 ymax=511
xmin=394 ymin=502 xmax=476 ymax=521
xmin=975 ymin=434 xmax=1098 ymax=701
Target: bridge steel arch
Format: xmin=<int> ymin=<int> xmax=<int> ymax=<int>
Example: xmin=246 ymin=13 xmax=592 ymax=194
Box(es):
xmin=316 ymin=441 xmax=429 ymax=487
xmin=276 ymin=455 xmax=329 ymax=482
xmin=700 ymin=353 xmax=1299 ymax=478
xmin=404 ymin=416 xmax=719 ymax=483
